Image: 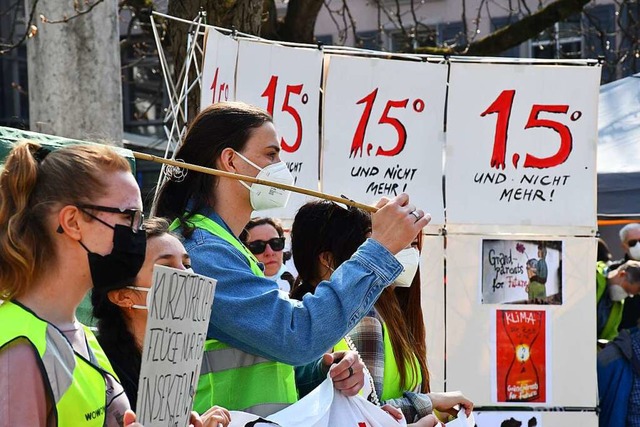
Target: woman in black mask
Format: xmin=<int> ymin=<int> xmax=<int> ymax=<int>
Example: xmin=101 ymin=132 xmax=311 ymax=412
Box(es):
xmin=0 ymin=141 xmax=149 ymax=426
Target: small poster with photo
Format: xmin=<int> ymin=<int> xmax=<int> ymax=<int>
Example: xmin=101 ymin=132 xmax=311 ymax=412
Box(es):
xmin=481 ymin=239 xmax=562 ymax=305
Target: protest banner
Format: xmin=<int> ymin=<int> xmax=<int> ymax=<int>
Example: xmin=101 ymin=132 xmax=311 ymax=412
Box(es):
xmin=136 ymin=265 xmax=216 ymax=427
xmin=445 ymin=62 xmax=600 ymax=232
xmin=235 ymin=39 xmax=323 ymax=219
xmin=200 ymin=28 xmax=238 ymax=109
xmin=445 ymin=234 xmax=595 ymax=407
xmin=322 ymin=54 xmax=447 ymax=229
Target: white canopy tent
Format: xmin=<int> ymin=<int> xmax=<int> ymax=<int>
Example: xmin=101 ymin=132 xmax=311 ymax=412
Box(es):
xmin=597 ymin=72 xmax=640 ymax=218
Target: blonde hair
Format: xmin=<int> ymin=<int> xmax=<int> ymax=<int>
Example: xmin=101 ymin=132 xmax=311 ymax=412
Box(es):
xmin=0 ymin=141 xmax=131 ymax=299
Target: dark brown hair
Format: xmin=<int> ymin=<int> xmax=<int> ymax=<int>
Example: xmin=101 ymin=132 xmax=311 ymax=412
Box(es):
xmin=92 ymin=216 xmax=173 ymax=410
xmin=290 ymin=200 xmax=430 ymax=392
xmin=239 ymin=217 xmax=285 ymax=243
xmin=154 ymin=102 xmax=272 ymax=237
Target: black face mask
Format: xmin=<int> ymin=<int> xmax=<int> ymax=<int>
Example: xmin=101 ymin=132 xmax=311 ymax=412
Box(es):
xmin=79 ymin=224 xmax=147 ymax=291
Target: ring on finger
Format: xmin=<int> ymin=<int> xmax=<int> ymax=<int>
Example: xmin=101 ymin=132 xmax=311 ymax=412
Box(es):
xmin=348 ymin=366 xmax=354 ymax=378
xmin=410 ymin=210 xmax=421 ymax=221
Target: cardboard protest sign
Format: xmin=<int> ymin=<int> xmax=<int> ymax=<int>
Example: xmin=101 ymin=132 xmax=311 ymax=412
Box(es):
xmin=445 ymin=62 xmax=600 ymax=229
xmin=322 ymin=55 xmax=447 ymax=228
xmin=200 ymin=28 xmax=238 ymax=110
xmin=481 ymin=239 xmax=562 ymax=305
xmin=494 ymin=309 xmax=548 ymax=403
xmin=136 ymin=265 xmax=216 ymax=427
xmin=235 ymin=39 xmax=323 ymax=219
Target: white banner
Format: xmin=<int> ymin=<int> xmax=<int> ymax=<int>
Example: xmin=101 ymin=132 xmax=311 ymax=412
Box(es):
xmin=445 ymin=235 xmax=596 ymax=407
xmin=235 ymin=40 xmax=323 ymax=219
xmin=200 ymin=28 xmax=238 ymax=110
xmin=322 ymin=55 xmax=447 ymax=226
xmin=445 ymin=62 xmax=600 ymax=228
xmin=136 ymin=265 xmax=216 ymax=427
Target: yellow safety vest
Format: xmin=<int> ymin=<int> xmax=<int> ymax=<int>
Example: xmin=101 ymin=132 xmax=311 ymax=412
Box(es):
xmin=170 ymin=214 xmax=298 ymax=416
xmin=335 ymin=321 xmax=422 ymax=401
xmin=597 ymin=261 xmax=623 ymax=341
xmin=0 ymin=300 xmax=119 ymax=426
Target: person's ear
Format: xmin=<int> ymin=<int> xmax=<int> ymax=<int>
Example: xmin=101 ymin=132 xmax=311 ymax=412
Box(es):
xmin=218 ymin=147 xmax=238 ymax=173
xmin=57 ymin=205 xmax=84 ymax=240
xmin=107 ymin=289 xmax=135 ymax=309
xmin=319 ymin=251 xmax=335 ymax=272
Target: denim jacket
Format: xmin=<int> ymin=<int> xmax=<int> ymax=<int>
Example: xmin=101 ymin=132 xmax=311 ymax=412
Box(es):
xmin=181 ymin=210 xmax=403 ymax=367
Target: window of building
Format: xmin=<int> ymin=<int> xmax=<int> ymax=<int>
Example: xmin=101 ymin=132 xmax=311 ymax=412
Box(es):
xmin=121 ymin=35 xmax=167 ymax=138
xmin=491 ymin=16 xmax=522 ymax=58
xmin=530 ymin=15 xmax=583 ymax=59
xmin=0 ymin=0 xmax=29 ymax=129
xmin=356 ymin=30 xmax=384 ymax=50
xmin=389 ymin=26 xmax=437 ymax=52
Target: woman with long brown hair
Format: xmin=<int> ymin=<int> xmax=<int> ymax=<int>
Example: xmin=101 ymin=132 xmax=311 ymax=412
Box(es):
xmin=153 ymin=101 xmax=429 ymax=416
xmin=290 ymin=200 xmax=473 ymax=424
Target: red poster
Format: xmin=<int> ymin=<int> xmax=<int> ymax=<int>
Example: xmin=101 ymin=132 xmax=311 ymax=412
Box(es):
xmin=496 ymin=309 xmax=546 ymax=403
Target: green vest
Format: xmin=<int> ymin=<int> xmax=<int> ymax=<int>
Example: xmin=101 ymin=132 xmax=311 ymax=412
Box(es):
xmin=335 ymin=321 xmax=422 ymax=401
xmin=596 ymin=261 xmax=623 ymax=341
xmin=0 ymin=300 xmax=118 ymax=426
xmin=170 ymin=214 xmax=298 ymax=416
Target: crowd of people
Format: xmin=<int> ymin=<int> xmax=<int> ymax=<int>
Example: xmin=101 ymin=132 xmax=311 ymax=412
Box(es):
xmin=3 ymin=99 xmax=639 ymax=427
xmin=597 ymin=225 xmax=640 ymax=426
xmin=0 ymin=101 xmax=472 ymax=426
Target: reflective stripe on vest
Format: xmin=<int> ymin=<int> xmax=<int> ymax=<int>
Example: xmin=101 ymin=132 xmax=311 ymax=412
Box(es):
xmin=0 ymin=300 xmax=116 ymax=426
xmin=171 ymin=214 xmax=298 ymax=416
xmin=335 ymin=322 xmax=422 ymax=401
xmin=597 ymin=261 xmax=623 ymax=341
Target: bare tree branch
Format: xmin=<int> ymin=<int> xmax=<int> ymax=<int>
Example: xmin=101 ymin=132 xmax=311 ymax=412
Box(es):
xmin=416 ymin=0 xmax=591 ymax=55
xmin=0 ymin=0 xmax=39 ymax=55
xmin=41 ymin=0 xmax=105 ymax=24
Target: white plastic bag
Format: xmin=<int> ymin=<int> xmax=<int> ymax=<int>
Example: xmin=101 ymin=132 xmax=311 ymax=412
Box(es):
xmin=445 ymin=409 xmax=475 ymax=427
xmin=229 ymin=375 xmax=407 ymax=427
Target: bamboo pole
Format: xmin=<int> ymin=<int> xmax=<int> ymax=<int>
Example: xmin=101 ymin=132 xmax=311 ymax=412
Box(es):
xmin=133 ymin=151 xmax=378 ymax=213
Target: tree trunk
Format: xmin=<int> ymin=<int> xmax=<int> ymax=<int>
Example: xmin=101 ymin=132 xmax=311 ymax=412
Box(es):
xmin=279 ymin=0 xmax=325 ymax=43
xmin=166 ymin=0 xmax=263 ymax=123
xmin=26 ymin=0 xmax=123 ymax=144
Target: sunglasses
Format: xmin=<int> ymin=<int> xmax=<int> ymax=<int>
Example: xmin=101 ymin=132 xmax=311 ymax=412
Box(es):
xmin=246 ymin=237 xmax=285 ymax=254
xmin=629 ymin=239 xmax=640 ymax=247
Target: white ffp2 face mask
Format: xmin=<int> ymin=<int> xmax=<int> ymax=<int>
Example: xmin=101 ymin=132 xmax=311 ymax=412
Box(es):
xmin=234 ymin=151 xmax=295 ymax=211
xmin=394 ymin=247 xmax=420 ymax=287
xmin=609 ymin=284 xmax=629 ymax=302
xmin=127 ymin=286 xmax=151 ymax=310
xmin=629 ymin=244 xmax=640 ymax=261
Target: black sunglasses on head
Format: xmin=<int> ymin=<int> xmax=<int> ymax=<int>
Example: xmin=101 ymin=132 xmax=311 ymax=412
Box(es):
xmin=247 ymin=237 xmax=285 ymax=254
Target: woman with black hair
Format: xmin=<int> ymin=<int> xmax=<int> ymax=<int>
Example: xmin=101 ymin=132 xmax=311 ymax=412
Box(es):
xmin=290 ymin=200 xmax=473 ymax=425
xmin=240 ymin=217 xmax=295 ymax=292
xmin=92 ymin=217 xmax=231 ymax=426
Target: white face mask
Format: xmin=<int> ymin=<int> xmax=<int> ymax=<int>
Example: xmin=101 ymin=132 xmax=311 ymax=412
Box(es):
xmin=394 ymin=247 xmax=420 ymax=287
xmin=609 ymin=284 xmax=629 ymax=302
xmin=234 ymin=151 xmax=295 ymax=211
xmin=127 ymin=286 xmax=151 ymax=310
xmin=629 ymin=244 xmax=640 ymax=261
